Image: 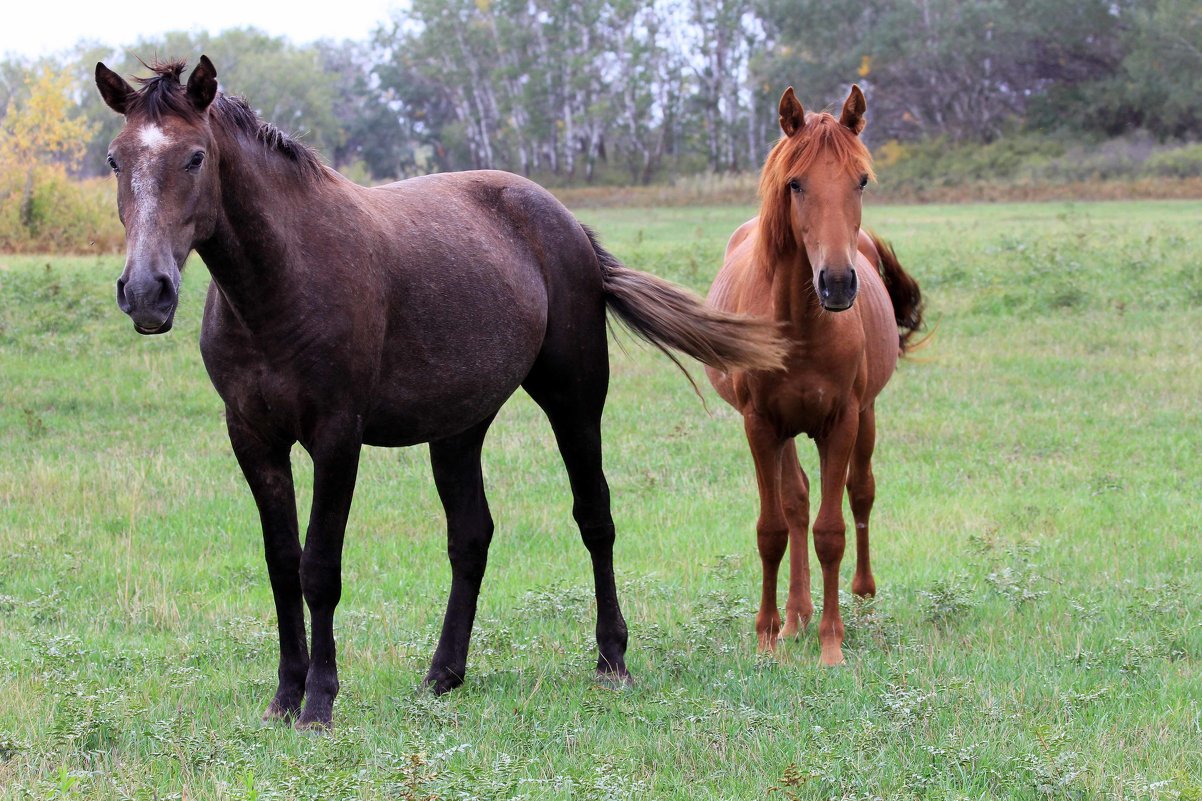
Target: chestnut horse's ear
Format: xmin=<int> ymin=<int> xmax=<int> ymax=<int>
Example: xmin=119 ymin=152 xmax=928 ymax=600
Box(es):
xmin=187 ymin=55 xmax=219 ymax=112
xmin=840 ymin=84 xmax=867 ymax=135
xmin=95 ymin=63 xmax=134 ymax=115
xmin=778 ymin=86 xmax=804 ymax=138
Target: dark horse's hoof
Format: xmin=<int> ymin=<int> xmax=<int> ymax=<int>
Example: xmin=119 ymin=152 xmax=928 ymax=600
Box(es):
xmin=293 ymin=713 xmax=333 ymax=733
xmin=423 ymin=667 xmax=465 ymax=696
xmin=293 ymin=701 xmax=334 ymax=732
xmin=261 ymin=689 xmax=304 ymax=725
xmin=595 ymin=668 xmax=633 ymax=691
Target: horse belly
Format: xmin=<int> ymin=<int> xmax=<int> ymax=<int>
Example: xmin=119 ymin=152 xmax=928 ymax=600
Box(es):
xmin=857 ymin=261 xmax=901 ymax=401
xmin=364 ymin=286 xmax=548 ymax=447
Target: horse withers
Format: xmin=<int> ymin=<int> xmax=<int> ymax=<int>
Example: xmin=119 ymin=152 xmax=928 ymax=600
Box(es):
xmin=706 ymin=85 xmax=924 ymax=665
xmin=95 ymin=56 xmax=786 ymax=729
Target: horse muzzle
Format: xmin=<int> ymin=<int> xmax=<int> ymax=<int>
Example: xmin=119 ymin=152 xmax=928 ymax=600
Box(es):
xmin=117 ymin=270 xmax=179 ymax=335
xmin=817 ymin=267 xmax=858 ymax=312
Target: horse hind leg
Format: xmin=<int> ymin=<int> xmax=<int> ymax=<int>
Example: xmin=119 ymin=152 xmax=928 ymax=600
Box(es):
xmin=779 ymin=439 xmax=814 ymax=640
xmin=524 ymin=356 xmax=630 ymax=684
xmin=425 ymin=415 xmax=497 ymax=695
xmin=848 ymin=406 xmax=877 ymax=598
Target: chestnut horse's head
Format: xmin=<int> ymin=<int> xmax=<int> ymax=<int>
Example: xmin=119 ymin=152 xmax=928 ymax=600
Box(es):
xmin=95 ymin=57 xmax=222 ymax=334
xmin=757 ymin=85 xmax=874 ymax=312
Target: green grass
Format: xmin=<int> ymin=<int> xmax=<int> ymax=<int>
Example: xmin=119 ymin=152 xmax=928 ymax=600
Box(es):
xmin=1 ymin=199 xmax=1200 ymax=800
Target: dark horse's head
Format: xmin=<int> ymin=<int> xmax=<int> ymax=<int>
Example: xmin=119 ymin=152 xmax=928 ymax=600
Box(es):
xmin=95 ymin=57 xmax=221 ymax=335
xmin=757 ymin=85 xmax=874 ymax=312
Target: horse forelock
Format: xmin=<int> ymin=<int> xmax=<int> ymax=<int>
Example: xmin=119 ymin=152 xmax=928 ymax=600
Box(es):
xmin=126 ymin=58 xmax=197 ymax=125
xmin=756 ymin=112 xmax=874 ymax=269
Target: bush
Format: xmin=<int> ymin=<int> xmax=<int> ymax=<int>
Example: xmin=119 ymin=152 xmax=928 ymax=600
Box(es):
xmin=1144 ymin=143 xmax=1202 ymax=178
xmin=0 ymin=166 xmax=121 ymax=254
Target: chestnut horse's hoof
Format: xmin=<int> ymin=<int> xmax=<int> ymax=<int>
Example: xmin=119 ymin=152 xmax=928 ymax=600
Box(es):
xmin=778 ymin=611 xmax=812 ymax=641
xmin=819 ymin=645 xmax=845 ymax=666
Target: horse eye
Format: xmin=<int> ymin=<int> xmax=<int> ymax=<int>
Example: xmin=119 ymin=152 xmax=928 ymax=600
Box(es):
xmin=858 ymin=174 xmax=869 ymax=189
xmin=107 ymin=155 xmax=120 ymax=174
xmin=788 ymin=179 xmax=802 ymax=193
xmin=186 ymin=151 xmax=205 ymax=172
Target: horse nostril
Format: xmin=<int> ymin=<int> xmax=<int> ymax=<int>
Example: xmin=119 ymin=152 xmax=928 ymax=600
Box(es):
xmin=116 ymin=277 xmax=131 ymax=313
xmin=818 ymin=269 xmax=828 ymax=297
xmin=849 ymin=268 xmax=858 ymax=294
xmin=155 ymin=274 xmax=174 ymax=307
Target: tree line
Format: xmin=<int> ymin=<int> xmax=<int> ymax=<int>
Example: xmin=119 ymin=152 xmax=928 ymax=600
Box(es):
xmin=2 ymin=0 xmax=1200 ymax=186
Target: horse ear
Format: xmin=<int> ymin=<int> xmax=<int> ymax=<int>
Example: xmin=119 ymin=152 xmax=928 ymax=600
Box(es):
xmin=778 ymin=87 xmax=804 ymax=138
xmin=95 ymin=63 xmax=134 ymax=115
xmin=187 ymin=55 xmax=218 ymax=112
xmin=840 ymin=84 xmax=867 ymax=135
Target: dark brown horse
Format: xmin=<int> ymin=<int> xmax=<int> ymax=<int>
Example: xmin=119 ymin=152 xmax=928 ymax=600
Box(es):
xmin=95 ymin=57 xmax=785 ymax=729
xmin=706 ymin=86 xmax=923 ymax=665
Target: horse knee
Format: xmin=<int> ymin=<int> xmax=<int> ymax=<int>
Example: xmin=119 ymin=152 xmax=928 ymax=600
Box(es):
xmin=756 ymin=526 xmax=788 ymax=562
xmin=812 ymin=523 xmax=845 ymax=565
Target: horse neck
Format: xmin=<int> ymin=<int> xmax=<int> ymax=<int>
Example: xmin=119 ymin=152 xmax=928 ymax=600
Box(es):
xmin=194 ymin=126 xmax=332 ymax=329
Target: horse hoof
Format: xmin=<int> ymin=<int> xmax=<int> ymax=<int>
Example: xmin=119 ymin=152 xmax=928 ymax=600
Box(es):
xmin=757 ymin=634 xmax=779 ymax=653
xmin=778 ymin=614 xmax=810 ymax=641
xmin=423 ymin=668 xmax=465 ymax=696
xmin=819 ymin=645 xmax=845 ymax=667
xmin=595 ymin=669 xmax=633 ymax=690
xmin=261 ymin=695 xmax=301 ymax=725
xmin=294 ymin=702 xmax=334 ymax=732
xmin=293 ymin=719 xmax=331 ymax=734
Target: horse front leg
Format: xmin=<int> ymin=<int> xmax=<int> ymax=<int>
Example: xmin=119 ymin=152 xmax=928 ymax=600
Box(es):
xmin=227 ymin=416 xmax=308 ymax=723
xmin=295 ymin=424 xmax=363 ymax=731
xmin=814 ymin=409 xmax=859 ymax=666
xmin=744 ymin=414 xmax=788 ymax=652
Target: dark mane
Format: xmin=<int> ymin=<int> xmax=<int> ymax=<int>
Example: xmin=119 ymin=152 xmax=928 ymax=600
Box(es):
xmin=211 ymin=94 xmax=328 ymax=178
xmin=125 ymin=58 xmax=328 ymax=179
xmin=756 ymin=112 xmax=874 ymax=268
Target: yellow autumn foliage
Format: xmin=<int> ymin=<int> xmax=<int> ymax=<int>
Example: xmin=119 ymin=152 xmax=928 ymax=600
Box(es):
xmin=0 ymin=66 xmax=120 ymax=253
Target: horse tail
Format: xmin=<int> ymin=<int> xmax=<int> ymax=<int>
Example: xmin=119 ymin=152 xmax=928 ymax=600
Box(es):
xmin=584 ymin=226 xmax=787 ymax=374
xmin=866 ymin=230 xmax=925 ymax=355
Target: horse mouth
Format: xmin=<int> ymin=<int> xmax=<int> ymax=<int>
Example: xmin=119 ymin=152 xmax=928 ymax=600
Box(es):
xmin=134 ymin=321 xmax=171 ymax=335
xmin=821 ymin=300 xmax=855 ymax=312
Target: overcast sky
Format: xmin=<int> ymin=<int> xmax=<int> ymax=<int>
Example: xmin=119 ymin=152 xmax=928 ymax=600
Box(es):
xmin=4 ymin=0 xmax=400 ymax=60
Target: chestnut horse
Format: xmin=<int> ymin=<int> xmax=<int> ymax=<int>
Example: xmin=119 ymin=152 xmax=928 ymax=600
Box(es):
xmin=706 ymin=86 xmax=923 ymax=665
xmin=95 ymin=57 xmax=786 ymax=729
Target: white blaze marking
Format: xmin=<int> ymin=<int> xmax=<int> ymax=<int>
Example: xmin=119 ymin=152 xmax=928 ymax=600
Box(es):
xmin=138 ymin=124 xmax=171 ymax=152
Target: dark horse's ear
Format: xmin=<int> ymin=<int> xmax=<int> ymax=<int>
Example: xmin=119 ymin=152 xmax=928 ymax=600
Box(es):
xmin=187 ymin=55 xmax=219 ymax=112
xmin=778 ymin=87 xmax=804 ymax=138
xmin=95 ymin=63 xmax=134 ymax=115
xmin=840 ymin=84 xmax=867 ymax=135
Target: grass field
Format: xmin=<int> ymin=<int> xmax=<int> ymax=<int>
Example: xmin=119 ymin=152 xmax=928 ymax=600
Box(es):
xmin=1 ymin=200 xmax=1200 ymax=800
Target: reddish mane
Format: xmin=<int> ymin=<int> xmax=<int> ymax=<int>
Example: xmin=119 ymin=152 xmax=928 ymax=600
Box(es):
xmin=756 ymin=112 xmax=875 ymax=269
